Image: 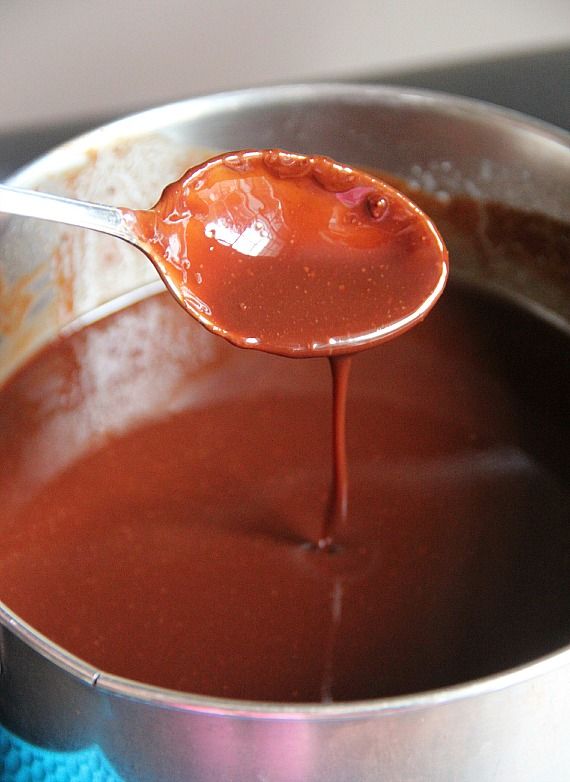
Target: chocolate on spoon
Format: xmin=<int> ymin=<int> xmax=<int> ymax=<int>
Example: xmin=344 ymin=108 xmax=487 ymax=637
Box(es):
xmin=128 ymin=149 xmax=449 ymax=357
xmin=0 ymin=149 xmax=448 ymax=358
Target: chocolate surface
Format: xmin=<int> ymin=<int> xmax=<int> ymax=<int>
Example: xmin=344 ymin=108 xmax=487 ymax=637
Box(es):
xmin=0 ymin=189 xmax=568 ymax=703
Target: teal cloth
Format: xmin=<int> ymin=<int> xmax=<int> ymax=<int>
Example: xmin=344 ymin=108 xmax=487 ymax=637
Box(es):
xmin=0 ymin=725 xmax=123 ymax=782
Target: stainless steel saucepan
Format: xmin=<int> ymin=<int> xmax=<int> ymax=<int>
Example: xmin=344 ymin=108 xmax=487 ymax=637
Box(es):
xmin=0 ymin=84 xmax=569 ymax=782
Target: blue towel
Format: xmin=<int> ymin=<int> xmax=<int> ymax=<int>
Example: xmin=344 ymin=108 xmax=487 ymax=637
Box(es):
xmin=0 ymin=725 xmax=123 ymax=782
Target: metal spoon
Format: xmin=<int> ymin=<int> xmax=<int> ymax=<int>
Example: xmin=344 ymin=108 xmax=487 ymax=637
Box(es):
xmin=0 ymin=149 xmax=448 ymax=357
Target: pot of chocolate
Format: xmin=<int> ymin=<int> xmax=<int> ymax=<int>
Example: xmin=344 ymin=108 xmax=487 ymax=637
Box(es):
xmin=0 ymin=84 xmax=569 ymax=782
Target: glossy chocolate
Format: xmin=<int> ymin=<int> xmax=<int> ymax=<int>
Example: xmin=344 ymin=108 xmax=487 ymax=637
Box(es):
xmin=128 ymin=150 xmax=448 ymax=358
xmin=1 ymin=278 xmax=568 ymax=702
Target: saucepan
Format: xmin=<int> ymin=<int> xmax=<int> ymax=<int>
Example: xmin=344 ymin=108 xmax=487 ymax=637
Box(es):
xmin=0 ymin=84 xmax=569 ymax=782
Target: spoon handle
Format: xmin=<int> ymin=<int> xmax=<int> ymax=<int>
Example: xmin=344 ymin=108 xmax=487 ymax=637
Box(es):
xmin=0 ymin=184 xmax=135 ymax=243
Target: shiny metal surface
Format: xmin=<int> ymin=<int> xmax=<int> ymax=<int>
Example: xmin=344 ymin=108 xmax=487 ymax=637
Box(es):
xmin=0 ymin=184 xmax=131 ymax=240
xmin=1 ymin=84 xmax=569 ymax=781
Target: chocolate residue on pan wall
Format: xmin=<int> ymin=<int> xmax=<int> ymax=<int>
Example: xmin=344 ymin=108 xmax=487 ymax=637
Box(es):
xmin=0 ymin=264 xmax=48 ymax=337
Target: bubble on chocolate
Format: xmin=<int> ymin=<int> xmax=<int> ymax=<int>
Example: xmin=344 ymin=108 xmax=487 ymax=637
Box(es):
xmin=367 ymin=193 xmax=390 ymax=221
xmin=312 ymin=157 xmax=357 ymax=193
xmin=222 ymin=152 xmax=255 ymax=173
xmin=262 ymin=150 xmax=313 ymax=179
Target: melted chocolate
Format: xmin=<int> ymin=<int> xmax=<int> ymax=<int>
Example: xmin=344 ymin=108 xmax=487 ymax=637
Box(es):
xmin=0 ymin=175 xmax=569 ymax=702
xmin=0 ymin=279 xmax=569 ymax=702
xmin=323 ymin=354 xmax=351 ymax=546
xmin=128 ymin=150 xmax=448 ymax=358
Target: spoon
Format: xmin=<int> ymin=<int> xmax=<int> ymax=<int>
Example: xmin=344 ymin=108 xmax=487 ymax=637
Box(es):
xmin=0 ymin=149 xmax=448 ymax=357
